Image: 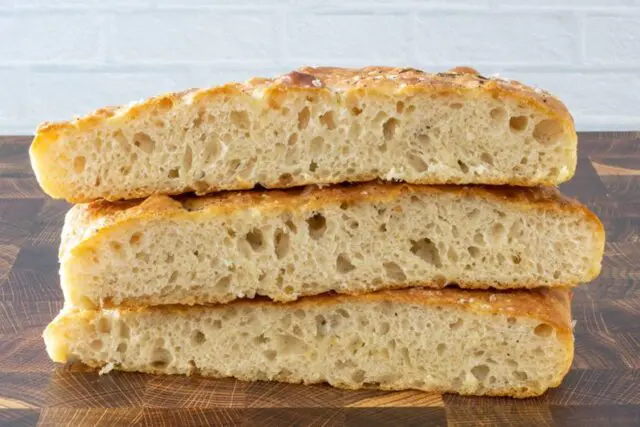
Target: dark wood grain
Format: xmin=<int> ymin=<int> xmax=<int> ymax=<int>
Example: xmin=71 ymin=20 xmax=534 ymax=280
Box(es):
xmin=0 ymin=133 xmax=638 ymax=426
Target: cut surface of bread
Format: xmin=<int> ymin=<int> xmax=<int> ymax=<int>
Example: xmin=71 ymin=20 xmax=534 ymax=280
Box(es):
xmin=60 ymin=182 xmax=604 ymax=309
xmin=44 ymin=287 xmax=575 ymax=398
xmin=31 ymin=66 xmax=577 ymax=202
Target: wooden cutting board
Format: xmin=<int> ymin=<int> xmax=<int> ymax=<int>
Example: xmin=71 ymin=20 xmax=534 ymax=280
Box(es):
xmin=1 ymin=133 xmax=639 ymax=426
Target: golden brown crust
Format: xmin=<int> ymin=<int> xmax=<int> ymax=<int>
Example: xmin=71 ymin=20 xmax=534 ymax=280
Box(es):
xmin=62 ymin=181 xmax=603 ymax=259
xmin=96 ymin=287 xmax=572 ymax=336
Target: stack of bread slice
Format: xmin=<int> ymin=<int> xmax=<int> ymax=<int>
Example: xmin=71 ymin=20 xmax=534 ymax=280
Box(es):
xmin=33 ymin=66 xmax=604 ymax=398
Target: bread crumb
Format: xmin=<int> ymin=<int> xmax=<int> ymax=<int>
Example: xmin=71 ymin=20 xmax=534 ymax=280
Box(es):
xmin=99 ymin=362 xmax=115 ymax=375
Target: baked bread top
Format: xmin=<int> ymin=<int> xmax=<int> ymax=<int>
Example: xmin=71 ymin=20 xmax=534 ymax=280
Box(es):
xmin=36 ymin=66 xmax=572 ymax=137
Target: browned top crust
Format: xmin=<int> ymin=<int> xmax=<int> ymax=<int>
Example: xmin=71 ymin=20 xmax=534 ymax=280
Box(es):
xmin=35 ymin=66 xmax=572 ymax=136
xmin=61 ymin=286 xmax=573 ymax=337
xmin=61 ymin=181 xmax=603 ymax=260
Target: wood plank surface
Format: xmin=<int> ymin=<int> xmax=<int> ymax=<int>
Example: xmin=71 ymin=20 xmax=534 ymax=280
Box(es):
xmin=0 ymin=133 xmax=638 ymax=426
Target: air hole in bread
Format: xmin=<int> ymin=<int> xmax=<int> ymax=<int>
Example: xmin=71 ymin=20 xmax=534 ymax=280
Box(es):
xmin=97 ymin=317 xmax=111 ymax=334
xmin=351 ymin=369 xmax=366 ymax=383
xmin=491 ymin=223 xmax=506 ymax=244
xmin=490 ymin=106 xmax=507 ymax=121
xmin=149 ymin=348 xmax=173 ymax=370
xmin=212 ymin=319 xmax=222 ymax=330
xmin=297 ymin=107 xmax=310 ymax=130
xmin=407 ymin=153 xmax=428 ymax=173
xmin=417 ymin=134 xmax=430 ymax=145
xmin=447 ymin=248 xmax=458 ymax=263
xmin=380 ymin=322 xmax=390 ymax=335
xmin=383 ymin=262 xmax=406 ymax=282
xmin=473 ymin=233 xmax=485 ymax=245
xmin=507 ymin=317 xmax=516 ymax=326
xmin=245 ymin=229 xmax=264 ymax=251
xmin=351 ymin=106 xmax=363 ymax=116
xmin=336 ymin=253 xmax=356 ymax=273
xmin=480 ymin=152 xmax=494 ymax=165
xmin=315 ymin=315 xmax=327 ymax=337
xmin=90 ymin=339 xmax=103 ymax=350
xmin=274 ymin=229 xmax=290 ymax=259
xmin=474 ymin=350 xmax=485 ymax=357
xmin=382 ymin=118 xmax=399 ymax=140
xmin=410 ymin=238 xmax=442 ymax=267
xmin=275 ymin=334 xmax=307 ymax=355
xmin=533 ymin=119 xmax=563 ymax=145
xmin=73 ymin=156 xmax=86 ymax=173
xmin=468 ymin=246 xmax=480 ymax=259
xmin=230 ymin=110 xmax=250 ymax=129
xmin=117 ymin=342 xmax=127 ymax=353
xmin=449 ymin=318 xmax=463 ymax=330
xmin=437 ymin=343 xmax=446 ymax=355
xmin=133 ymin=132 xmax=155 ymax=154
xmin=129 ymin=232 xmax=142 ymax=247
xmin=263 ymin=350 xmax=277 ymax=361
xmin=204 ymin=138 xmax=221 ymax=163
xmin=167 ymin=168 xmax=179 ymax=179
xmin=191 ymin=330 xmax=206 ymax=345
xmin=514 ymin=371 xmax=528 ymax=381
xmin=512 ymin=254 xmax=522 ymax=264
xmin=534 ymin=323 xmax=553 ymax=337
xmin=509 ymin=115 xmax=528 ymax=132
xmin=449 ymin=102 xmax=463 ymax=110
xmin=284 ymin=219 xmax=297 ymax=233
xmin=183 ymin=146 xmax=193 ymax=172
xmin=457 ymin=160 xmax=469 ymax=173
xmin=471 ymin=364 xmax=490 ymax=381
xmin=309 ymin=161 xmax=318 ymax=172
xmin=396 ymin=101 xmax=405 ymax=114
xmin=349 ymin=122 xmax=362 ymax=139
xmin=215 ymin=276 xmax=231 ymax=292
xmin=379 ymin=223 xmax=387 ymax=232
xmin=136 ymin=252 xmax=149 ymax=262
xmin=287 ymin=133 xmax=297 ymax=146
xmin=109 ymin=241 xmax=124 ymax=257
xmin=306 ymin=213 xmax=327 ymax=240
xmin=294 ymin=309 xmax=306 ymax=319
xmin=310 ymin=136 xmax=324 ymax=154
xmin=279 ymin=173 xmax=293 ymax=185
xmin=319 ymin=111 xmax=337 ymax=130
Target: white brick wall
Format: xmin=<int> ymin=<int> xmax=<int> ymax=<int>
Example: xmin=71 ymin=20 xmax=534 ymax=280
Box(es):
xmin=1 ymin=0 xmax=639 ymax=134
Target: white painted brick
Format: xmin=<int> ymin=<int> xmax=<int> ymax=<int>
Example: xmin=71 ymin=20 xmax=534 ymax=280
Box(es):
xmin=109 ymin=11 xmax=278 ymax=64
xmin=492 ymin=0 xmax=635 ymax=7
xmin=0 ymin=12 xmax=104 ymax=63
xmin=286 ymin=13 xmax=409 ymax=64
xmin=585 ymin=15 xmax=640 ymax=64
xmin=415 ymin=12 xmax=579 ymax=65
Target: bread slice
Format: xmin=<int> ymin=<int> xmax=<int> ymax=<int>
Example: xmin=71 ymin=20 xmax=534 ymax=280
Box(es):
xmin=60 ymin=182 xmax=604 ymax=309
xmin=31 ymin=66 xmax=577 ymax=203
xmin=44 ymin=287 xmax=574 ymax=398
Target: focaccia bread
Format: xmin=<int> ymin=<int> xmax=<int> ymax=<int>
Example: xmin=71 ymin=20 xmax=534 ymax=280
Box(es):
xmin=31 ymin=66 xmax=577 ymax=202
xmin=44 ymin=287 xmax=575 ymax=398
xmin=59 ymin=182 xmax=603 ymax=309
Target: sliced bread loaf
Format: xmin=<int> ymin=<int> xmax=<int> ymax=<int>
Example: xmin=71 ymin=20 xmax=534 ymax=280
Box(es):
xmin=44 ymin=287 xmax=574 ymax=398
xmin=60 ymin=182 xmax=603 ymax=309
xmin=31 ymin=66 xmax=577 ymax=202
